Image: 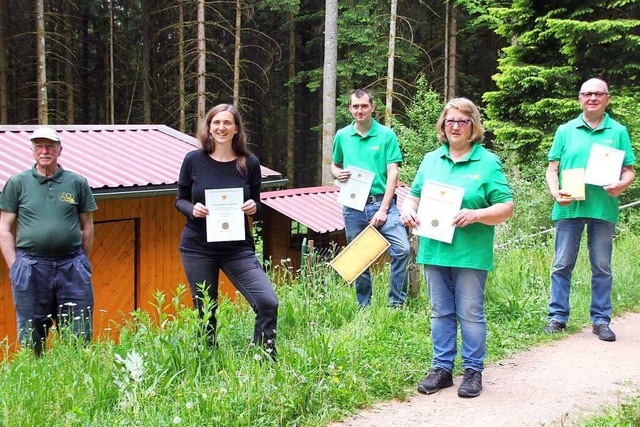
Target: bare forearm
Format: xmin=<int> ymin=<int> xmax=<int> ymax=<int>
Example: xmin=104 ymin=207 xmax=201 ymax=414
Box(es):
xmin=0 ymin=231 xmax=16 ymax=269
xmin=473 ymin=202 xmax=514 ymax=226
xmin=81 ymin=228 xmax=94 ymax=255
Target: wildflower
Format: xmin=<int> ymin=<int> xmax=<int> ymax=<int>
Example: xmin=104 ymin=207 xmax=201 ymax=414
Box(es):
xmin=186 ymin=402 xmax=194 ymax=409
xmin=173 ymin=416 xmax=182 ymax=424
xmin=64 ymin=302 xmax=78 ymax=307
xmin=254 ymin=354 xmax=262 ymax=361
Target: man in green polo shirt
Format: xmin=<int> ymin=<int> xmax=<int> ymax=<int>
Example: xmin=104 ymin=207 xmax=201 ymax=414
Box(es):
xmin=543 ymin=78 xmax=636 ymax=342
xmin=0 ymin=127 xmax=98 ymax=355
xmin=331 ymin=89 xmax=410 ymax=307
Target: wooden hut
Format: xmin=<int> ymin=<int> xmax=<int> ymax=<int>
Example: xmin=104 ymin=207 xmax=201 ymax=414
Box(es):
xmin=0 ymin=125 xmax=284 ymax=346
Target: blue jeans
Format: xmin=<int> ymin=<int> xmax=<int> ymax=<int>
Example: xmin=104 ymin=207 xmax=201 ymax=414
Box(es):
xmin=10 ymin=248 xmax=94 ymax=354
xmin=343 ymin=199 xmax=410 ymax=306
xmin=549 ymin=218 xmax=615 ymax=325
xmin=425 ymin=265 xmax=488 ymax=373
xmin=180 ymin=249 xmax=279 ymax=348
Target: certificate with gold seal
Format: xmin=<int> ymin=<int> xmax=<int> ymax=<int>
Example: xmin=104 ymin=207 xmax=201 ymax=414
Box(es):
xmin=413 ymin=180 xmax=464 ymax=244
xmin=336 ymin=166 xmax=375 ymax=211
xmin=205 ymin=188 xmax=245 ymax=242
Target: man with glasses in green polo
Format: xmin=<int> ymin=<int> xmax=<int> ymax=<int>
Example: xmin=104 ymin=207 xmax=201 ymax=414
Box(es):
xmin=543 ymin=78 xmax=636 ymax=341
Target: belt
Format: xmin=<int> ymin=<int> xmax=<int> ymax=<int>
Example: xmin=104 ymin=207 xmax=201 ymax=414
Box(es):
xmin=17 ymin=247 xmax=83 ymax=261
xmin=366 ymin=194 xmax=396 ymax=204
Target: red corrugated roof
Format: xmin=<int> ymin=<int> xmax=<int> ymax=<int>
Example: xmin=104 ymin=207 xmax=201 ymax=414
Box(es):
xmin=0 ymin=125 xmax=282 ymax=192
xmin=260 ymin=184 xmax=410 ymax=233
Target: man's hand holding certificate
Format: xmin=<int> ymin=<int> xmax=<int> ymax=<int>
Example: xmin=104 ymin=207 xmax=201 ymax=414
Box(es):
xmin=205 ymin=188 xmax=245 ymax=242
xmin=413 ymin=181 xmax=464 ymax=244
xmin=336 ymin=166 xmax=375 ymax=211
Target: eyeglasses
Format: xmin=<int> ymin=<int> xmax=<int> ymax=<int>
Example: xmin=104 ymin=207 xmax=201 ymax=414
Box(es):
xmin=33 ymin=143 xmax=60 ymax=151
xmin=579 ymin=92 xmax=609 ymax=99
xmin=444 ymin=119 xmax=471 ymax=128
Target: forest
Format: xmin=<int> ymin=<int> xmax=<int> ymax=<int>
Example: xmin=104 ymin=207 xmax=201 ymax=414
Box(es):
xmin=1 ymin=0 xmax=639 ymax=188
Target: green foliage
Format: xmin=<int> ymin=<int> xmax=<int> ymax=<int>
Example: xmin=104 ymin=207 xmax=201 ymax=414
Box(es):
xmin=484 ymin=0 xmax=640 ymax=171
xmin=395 ymin=76 xmax=444 ymax=185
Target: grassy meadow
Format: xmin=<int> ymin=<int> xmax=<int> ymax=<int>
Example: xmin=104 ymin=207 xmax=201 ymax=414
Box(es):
xmin=1 ymin=230 xmax=640 ymax=426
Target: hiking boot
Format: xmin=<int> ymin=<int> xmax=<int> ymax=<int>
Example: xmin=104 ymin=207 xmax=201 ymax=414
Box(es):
xmin=543 ymin=320 xmax=566 ymax=334
xmin=417 ymin=367 xmax=453 ymax=395
xmin=458 ymin=368 xmax=483 ymax=398
xmin=593 ymin=323 xmax=616 ymax=342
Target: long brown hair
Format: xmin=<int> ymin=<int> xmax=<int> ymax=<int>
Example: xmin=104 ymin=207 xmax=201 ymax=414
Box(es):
xmin=197 ymin=103 xmax=251 ymax=174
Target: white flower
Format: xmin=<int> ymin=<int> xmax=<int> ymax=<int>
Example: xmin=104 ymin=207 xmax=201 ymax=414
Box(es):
xmin=173 ymin=416 xmax=182 ymax=424
xmin=185 ymin=402 xmax=194 ymax=409
xmin=115 ymin=350 xmax=145 ymax=383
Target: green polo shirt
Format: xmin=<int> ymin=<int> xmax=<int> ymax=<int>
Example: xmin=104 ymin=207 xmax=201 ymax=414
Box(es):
xmin=548 ymin=113 xmax=636 ymax=223
xmin=0 ymin=165 xmax=98 ymax=255
xmin=332 ymin=119 xmax=403 ymax=196
xmin=410 ymin=143 xmax=513 ymax=271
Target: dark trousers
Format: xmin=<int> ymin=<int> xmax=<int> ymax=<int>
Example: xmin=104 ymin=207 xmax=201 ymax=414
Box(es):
xmin=180 ymin=249 xmax=278 ymax=350
xmin=10 ymin=248 xmax=94 ymax=355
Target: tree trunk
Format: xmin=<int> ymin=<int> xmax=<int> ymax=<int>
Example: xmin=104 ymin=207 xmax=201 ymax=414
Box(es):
xmin=64 ymin=0 xmax=74 ymax=124
xmin=0 ymin=0 xmax=8 ymax=124
xmin=36 ymin=0 xmax=48 ymax=124
xmin=109 ymin=0 xmax=114 ymax=123
xmin=178 ymin=0 xmax=186 ymax=132
xmin=233 ymin=0 xmax=241 ymax=107
xmin=321 ymin=0 xmax=338 ymax=186
xmin=197 ymin=0 xmax=206 ymax=130
xmin=141 ymin=1 xmax=152 ymax=123
xmin=444 ymin=1 xmax=457 ymax=100
xmin=286 ymin=11 xmax=296 ymax=186
xmin=384 ymin=0 xmax=398 ymax=126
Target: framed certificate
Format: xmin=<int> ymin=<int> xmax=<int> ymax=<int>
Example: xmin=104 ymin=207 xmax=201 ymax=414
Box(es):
xmin=329 ymin=224 xmax=390 ymax=284
xmin=336 ymin=166 xmax=375 ymax=211
xmin=205 ymin=188 xmax=245 ymax=242
xmin=414 ymin=180 xmax=464 ymax=244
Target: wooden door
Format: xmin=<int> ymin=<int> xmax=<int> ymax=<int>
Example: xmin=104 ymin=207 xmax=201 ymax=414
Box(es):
xmin=91 ymin=219 xmax=136 ymax=340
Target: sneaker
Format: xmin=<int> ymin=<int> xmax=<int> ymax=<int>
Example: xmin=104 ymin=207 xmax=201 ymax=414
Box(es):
xmin=458 ymin=368 xmax=483 ymax=398
xmin=417 ymin=367 xmax=453 ymax=395
xmin=543 ymin=320 xmax=566 ymax=334
xmin=593 ymin=323 xmax=616 ymax=342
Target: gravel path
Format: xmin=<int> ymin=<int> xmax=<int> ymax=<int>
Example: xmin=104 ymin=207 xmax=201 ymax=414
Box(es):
xmin=329 ymin=312 xmax=640 ymax=427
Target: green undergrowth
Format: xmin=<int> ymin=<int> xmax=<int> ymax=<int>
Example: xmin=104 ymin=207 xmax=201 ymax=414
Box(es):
xmin=1 ymin=232 xmax=639 ymax=426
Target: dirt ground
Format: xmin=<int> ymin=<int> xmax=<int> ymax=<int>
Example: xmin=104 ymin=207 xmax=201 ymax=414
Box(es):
xmin=329 ymin=312 xmax=640 ymax=427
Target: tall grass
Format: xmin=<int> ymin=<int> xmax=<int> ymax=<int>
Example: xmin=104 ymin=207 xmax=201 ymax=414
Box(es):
xmin=1 ymin=232 xmax=639 ymax=426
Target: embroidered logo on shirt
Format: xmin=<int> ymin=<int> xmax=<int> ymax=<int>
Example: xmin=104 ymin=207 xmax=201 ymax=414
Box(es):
xmin=368 ymin=146 xmax=381 ymax=151
xmin=60 ymin=193 xmax=77 ymax=204
xmin=461 ymin=174 xmax=481 ymax=180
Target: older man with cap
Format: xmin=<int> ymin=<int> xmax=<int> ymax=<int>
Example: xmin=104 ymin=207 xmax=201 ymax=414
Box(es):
xmin=0 ymin=127 xmax=98 ymax=355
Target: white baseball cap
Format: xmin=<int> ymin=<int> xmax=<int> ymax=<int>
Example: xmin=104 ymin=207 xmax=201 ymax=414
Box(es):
xmin=30 ymin=127 xmax=61 ymax=143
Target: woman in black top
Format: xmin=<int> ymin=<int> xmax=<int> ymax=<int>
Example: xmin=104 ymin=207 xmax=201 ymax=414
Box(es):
xmin=176 ymin=103 xmax=278 ymax=358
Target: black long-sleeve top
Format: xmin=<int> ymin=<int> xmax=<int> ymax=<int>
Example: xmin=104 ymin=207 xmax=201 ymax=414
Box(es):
xmin=176 ymin=150 xmax=262 ymax=255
